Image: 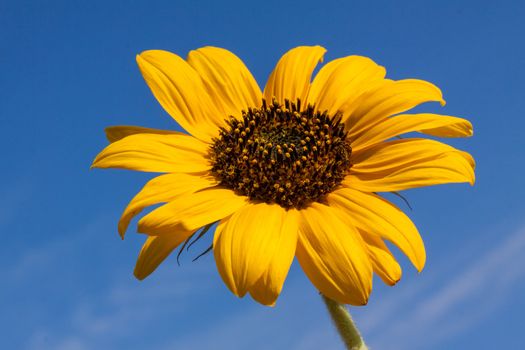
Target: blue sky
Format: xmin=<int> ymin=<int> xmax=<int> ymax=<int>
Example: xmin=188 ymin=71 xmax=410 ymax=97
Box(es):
xmin=2 ymin=0 xmax=524 ymax=349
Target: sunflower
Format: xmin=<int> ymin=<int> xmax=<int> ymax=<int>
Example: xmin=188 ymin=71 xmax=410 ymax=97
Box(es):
xmin=92 ymin=46 xmax=474 ymax=306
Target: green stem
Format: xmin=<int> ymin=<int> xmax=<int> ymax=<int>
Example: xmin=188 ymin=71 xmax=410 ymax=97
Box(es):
xmin=321 ymin=294 xmax=368 ymax=350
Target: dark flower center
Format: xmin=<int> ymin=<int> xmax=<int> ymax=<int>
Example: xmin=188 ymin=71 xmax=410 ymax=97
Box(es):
xmin=210 ymin=99 xmax=352 ymax=209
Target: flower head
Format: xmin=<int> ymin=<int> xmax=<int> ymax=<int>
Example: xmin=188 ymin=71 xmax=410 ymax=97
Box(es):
xmin=92 ymin=46 xmax=475 ymax=306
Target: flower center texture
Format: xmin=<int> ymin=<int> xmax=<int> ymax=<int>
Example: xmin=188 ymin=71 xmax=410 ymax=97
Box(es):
xmin=210 ymin=99 xmax=352 ymax=209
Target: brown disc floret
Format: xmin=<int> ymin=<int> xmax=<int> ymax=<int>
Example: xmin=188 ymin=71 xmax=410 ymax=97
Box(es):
xmin=210 ymin=99 xmax=352 ymax=209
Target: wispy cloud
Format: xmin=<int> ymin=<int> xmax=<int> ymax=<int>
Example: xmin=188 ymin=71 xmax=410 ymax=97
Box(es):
xmin=23 ymin=257 xmax=343 ymax=350
xmin=360 ymin=225 xmax=525 ymax=350
xmin=168 ymin=224 xmax=525 ymax=350
xmin=22 ymin=257 xmax=218 ymax=350
xmin=159 ymin=271 xmax=344 ymax=350
xmin=16 ymin=219 xmax=525 ymax=350
xmin=0 ymin=178 xmax=34 ymax=227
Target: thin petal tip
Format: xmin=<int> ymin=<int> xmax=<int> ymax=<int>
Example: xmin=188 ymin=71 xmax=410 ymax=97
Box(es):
xmin=466 ymin=121 xmax=474 ymax=136
xmin=356 ymin=293 xmax=370 ymax=306
xmin=118 ymin=229 xmax=125 ymax=240
xmin=90 ymin=157 xmax=100 ymax=169
xmin=133 ymin=274 xmax=147 ymax=281
xmin=251 ymin=295 xmax=277 ymax=307
xmin=249 ymin=289 xmax=280 ymax=307
xmin=415 ymin=254 xmax=426 ymax=273
xmin=136 ymin=51 xmax=155 ymax=66
xmin=133 ymin=268 xmax=148 ymax=281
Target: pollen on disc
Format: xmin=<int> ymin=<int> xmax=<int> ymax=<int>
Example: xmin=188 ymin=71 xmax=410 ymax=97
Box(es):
xmin=209 ymin=99 xmax=352 ymax=209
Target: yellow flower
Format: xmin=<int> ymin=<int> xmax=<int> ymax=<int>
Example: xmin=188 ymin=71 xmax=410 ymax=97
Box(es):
xmin=92 ymin=46 xmax=475 ymax=306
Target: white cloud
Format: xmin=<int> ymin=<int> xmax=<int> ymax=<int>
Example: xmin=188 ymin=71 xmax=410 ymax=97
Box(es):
xmin=18 ymin=218 xmax=525 ymax=350
xmin=360 ymin=225 xmax=525 ymax=350
xmin=0 ymin=179 xmax=34 ymax=227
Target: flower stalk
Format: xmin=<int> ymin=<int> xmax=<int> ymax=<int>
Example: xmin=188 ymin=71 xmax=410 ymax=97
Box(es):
xmin=322 ymin=294 xmax=368 ymax=350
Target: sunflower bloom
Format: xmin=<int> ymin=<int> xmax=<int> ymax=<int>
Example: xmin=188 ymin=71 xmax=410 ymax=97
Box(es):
xmin=92 ymin=46 xmax=474 ymax=306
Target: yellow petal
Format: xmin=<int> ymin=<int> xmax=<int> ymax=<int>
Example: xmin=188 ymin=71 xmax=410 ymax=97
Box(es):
xmin=353 ymin=113 xmax=473 ymax=151
xmin=306 ymin=55 xmax=385 ymax=117
xmin=105 ymin=125 xmax=179 ymax=143
xmin=134 ymin=231 xmax=193 ymax=280
xmin=263 ymin=46 xmax=326 ymax=106
xmin=118 ymin=173 xmax=218 ymax=238
xmin=346 ymin=79 xmax=445 ymax=139
xmin=347 ymin=138 xmax=475 ymax=191
xmin=359 ymin=229 xmax=402 ymax=286
xmin=327 ymin=188 xmax=425 ymax=271
xmin=187 ymin=46 xmax=262 ymax=119
xmin=137 ymin=188 xmax=248 ymax=235
xmin=213 ymin=203 xmax=298 ymax=299
xmin=248 ymin=209 xmax=299 ymax=306
xmin=136 ymin=50 xmax=224 ymax=142
xmin=91 ymin=133 xmax=211 ymax=173
xmin=295 ymin=203 xmax=373 ymax=305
